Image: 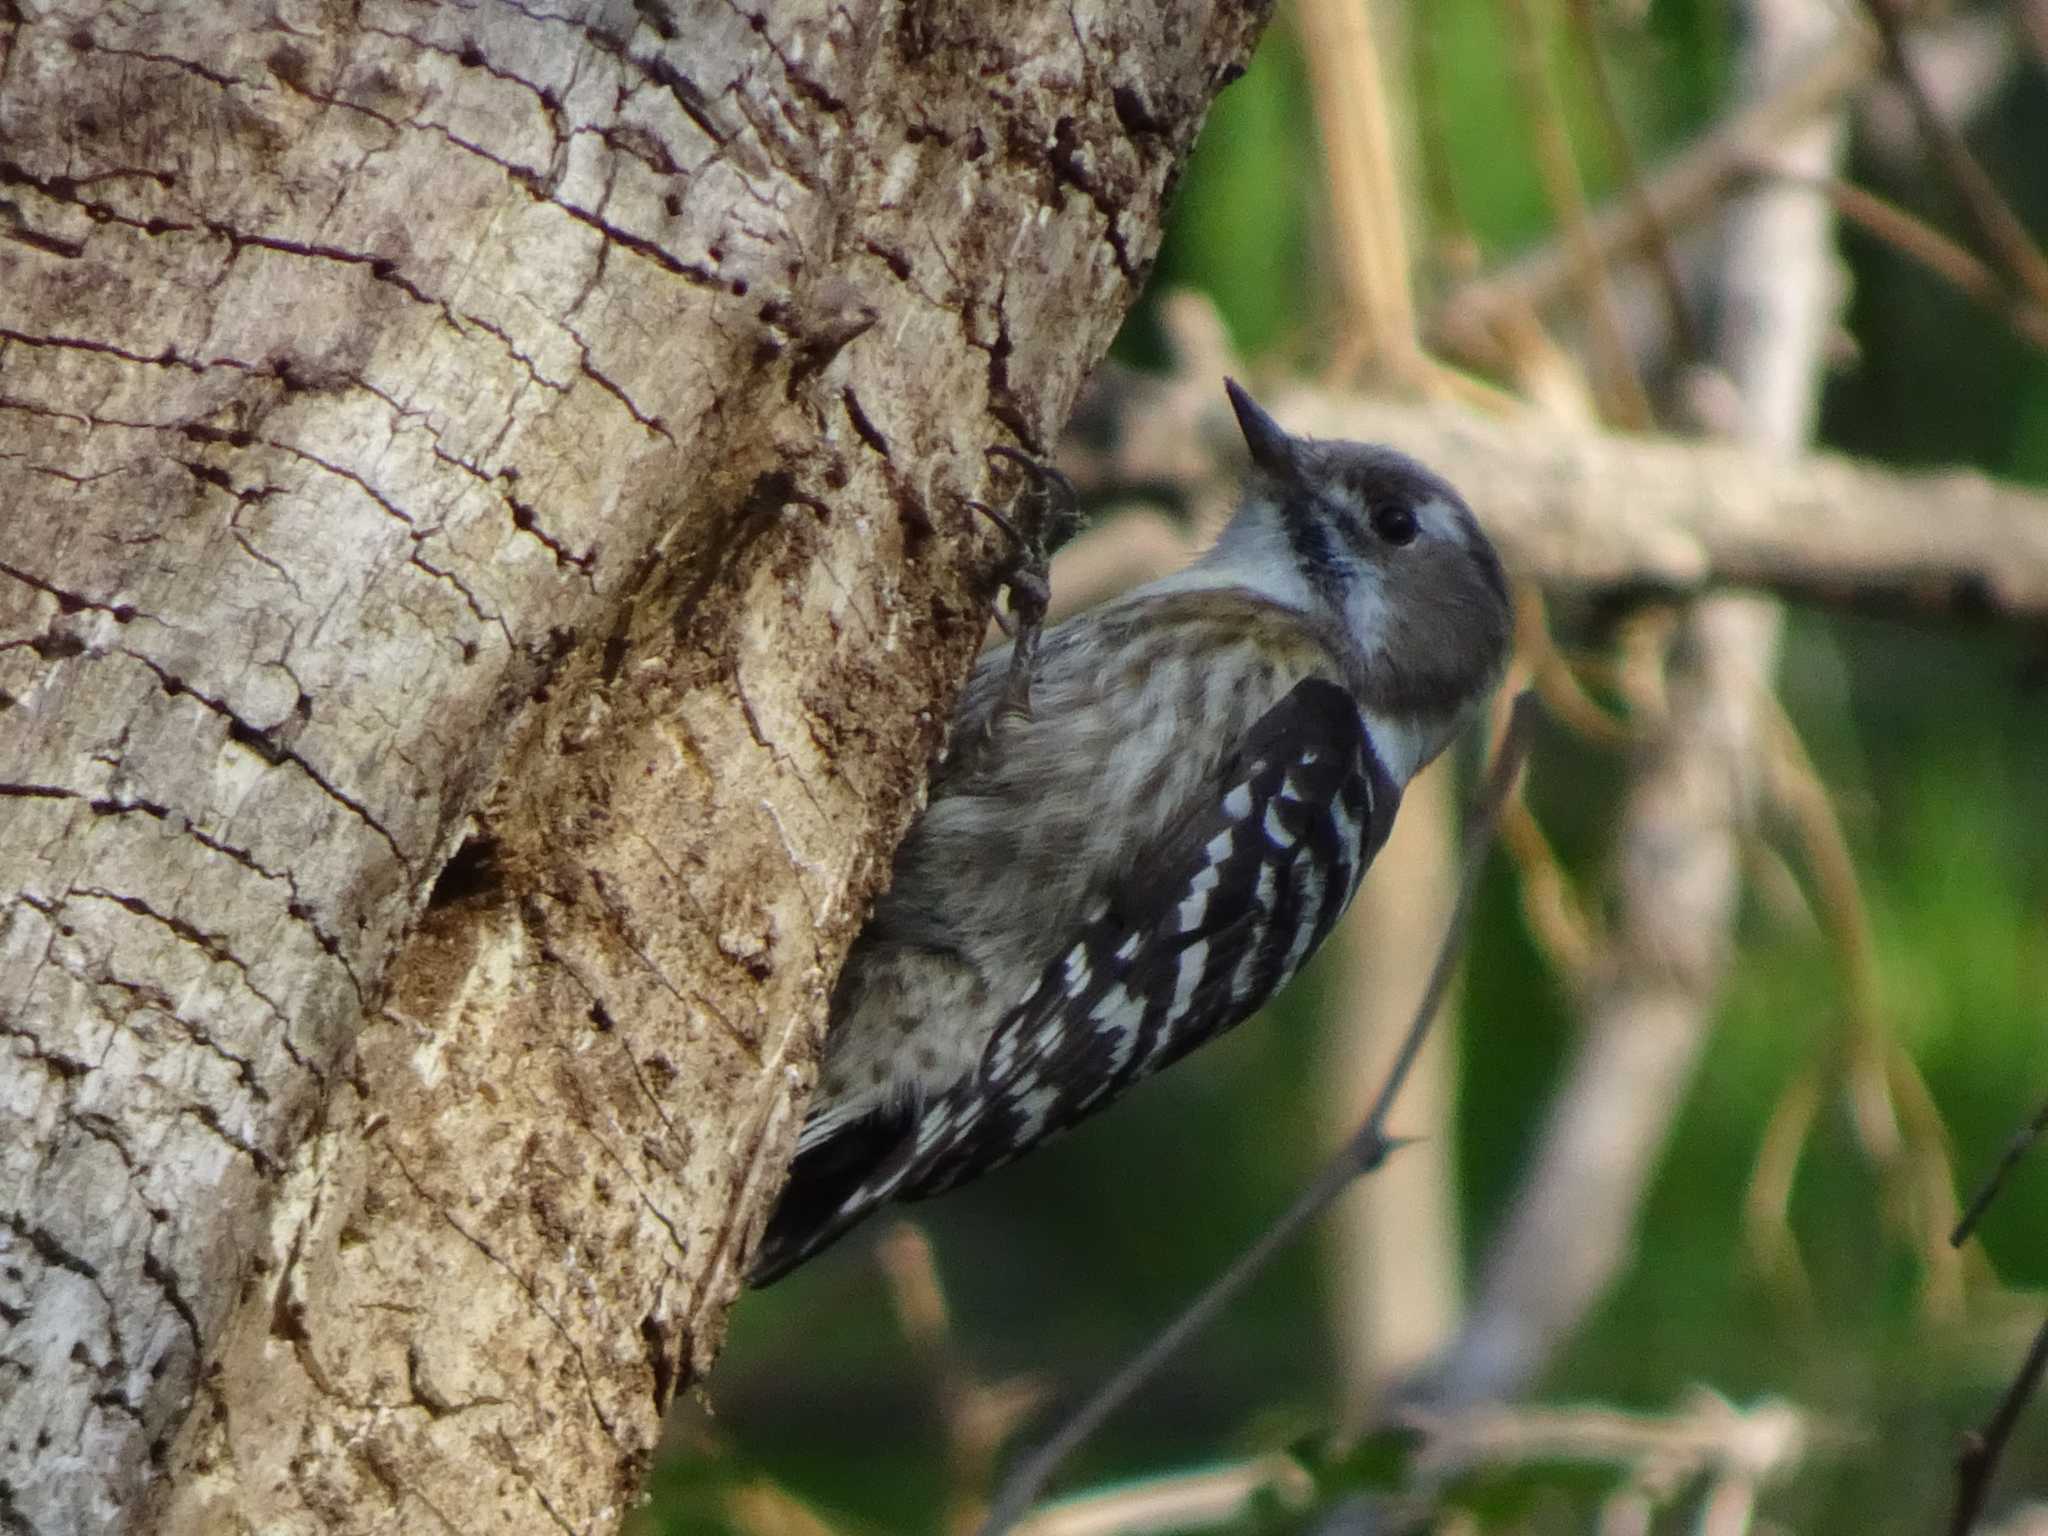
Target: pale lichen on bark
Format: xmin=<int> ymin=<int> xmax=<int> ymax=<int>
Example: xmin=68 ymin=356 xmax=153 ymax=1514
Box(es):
xmin=0 ymin=1 xmax=1269 ymax=1532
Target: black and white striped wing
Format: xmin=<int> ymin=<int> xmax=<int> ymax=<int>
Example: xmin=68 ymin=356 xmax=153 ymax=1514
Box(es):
xmin=900 ymin=676 xmax=1401 ymax=1202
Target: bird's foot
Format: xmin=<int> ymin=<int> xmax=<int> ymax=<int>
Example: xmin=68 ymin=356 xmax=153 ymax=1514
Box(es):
xmin=964 ymin=446 xmax=1083 ymax=738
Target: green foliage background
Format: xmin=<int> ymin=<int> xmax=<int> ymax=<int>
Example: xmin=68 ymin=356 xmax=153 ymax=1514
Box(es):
xmin=663 ymin=2 xmax=2048 ymax=1529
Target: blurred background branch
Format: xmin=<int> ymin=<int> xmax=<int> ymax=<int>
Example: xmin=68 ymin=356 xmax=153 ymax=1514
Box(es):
xmin=1063 ymin=343 xmax=2048 ymax=624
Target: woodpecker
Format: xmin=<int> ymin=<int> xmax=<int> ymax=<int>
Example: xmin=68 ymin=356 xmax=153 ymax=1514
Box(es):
xmin=749 ymin=380 xmax=1511 ymax=1285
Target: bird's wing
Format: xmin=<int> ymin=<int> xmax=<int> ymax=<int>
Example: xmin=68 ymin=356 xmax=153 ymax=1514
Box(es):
xmin=902 ymin=675 xmax=1399 ymax=1200
xmin=748 ymin=676 xmax=1397 ymax=1284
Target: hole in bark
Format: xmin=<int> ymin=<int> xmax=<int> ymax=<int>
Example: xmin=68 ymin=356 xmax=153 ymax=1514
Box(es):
xmin=633 ymin=0 xmax=679 ymax=38
xmin=224 ymin=716 xmax=286 ymax=764
xmin=600 ymin=627 xmax=629 ymax=684
xmin=427 ymin=835 xmax=503 ymax=908
xmin=29 ymin=630 xmax=85 ymax=660
xmin=641 ymin=1313 xmax=677 ymax=1414
xmin=265 ymin=44 xmax=309 ymax=89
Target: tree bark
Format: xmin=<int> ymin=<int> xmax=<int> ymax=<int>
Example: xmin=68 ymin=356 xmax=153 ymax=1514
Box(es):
xmin=0 ymin=4 xmax=1268 ymax=1532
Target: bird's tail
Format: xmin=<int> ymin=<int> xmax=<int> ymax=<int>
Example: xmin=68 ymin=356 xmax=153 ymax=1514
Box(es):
xmin=748 ymin=1101 xmax=918 ymax=1286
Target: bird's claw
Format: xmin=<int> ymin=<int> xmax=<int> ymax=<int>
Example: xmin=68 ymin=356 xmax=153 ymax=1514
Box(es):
xmin=963 ymin=447 xmax=1084 ymax=755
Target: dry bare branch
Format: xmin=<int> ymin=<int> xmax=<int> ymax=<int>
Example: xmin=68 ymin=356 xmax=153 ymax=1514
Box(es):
xmin=1501 ymin=0 xmax=1656 ymax=426
xmin=1322 ymin=761 xmax=1468 ymax=1424
xmin=1008 ymin=1392 xmax=1823 ymax=1536
xmin=1762 ymin=706 xmax=1968 ymax=1312
xmin=875 ymin=1225 xmax=1051 ymax=1536
xmin=1292 ymin=0 xmax=1469 ymax=1436
xmin=1008 ymin=1455 xmax=1314 ymax=1536
xmin=1953 ymin=1095 xmax=2048 ymax=1245
xmin=1296 ymin=0 xmax=1425 ymax=384
xmin=1063 ymin=365 xmax=2048 ymax=627
xmin=1786 ymin=175 xmax=2048 ymax=351
xmin=1427 ymin=30 xmax=1872 ymax=367
xmin=1950 ymin=1315 xmax=2048 ymax=1536
xmin=1402 ymin=1390 xmax=1818 ymax=1497
xmin=1860 ymin=0 xmax=2048 ymax=312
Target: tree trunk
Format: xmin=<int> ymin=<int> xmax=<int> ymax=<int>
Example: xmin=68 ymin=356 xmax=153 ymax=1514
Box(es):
xmin=0 ymin=4 xmax=1268 ymax=1531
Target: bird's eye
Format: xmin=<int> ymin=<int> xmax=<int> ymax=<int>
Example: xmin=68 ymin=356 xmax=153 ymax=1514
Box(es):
xmin=1370 ymin=502 xmax=1419 ymax=546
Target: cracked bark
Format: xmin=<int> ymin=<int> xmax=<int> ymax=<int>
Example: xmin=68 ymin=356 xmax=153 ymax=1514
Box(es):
xmin=0 ymin=3 xmax=1270 ymax=1533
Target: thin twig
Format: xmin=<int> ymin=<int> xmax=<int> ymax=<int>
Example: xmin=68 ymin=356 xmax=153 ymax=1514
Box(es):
xmin=1429 ymin=29 xmax=1871 ymax=365
xmin=1774 ymin=173 xmax=2048 ymax=351
xmin=1500 ymin=0 xmax=1656 ymax=427
xmin=975 ymin=692 xmax=1542 ymax=1536
xmin=1296 ymin=0 xmax=1424 ymax=384
xmin=1007 ymin=1455 xmax=1313 ymax=1536
xmin=875 ymin=1224 xmax=1050 ymax=1535
xmin=1743 ymin=1062 xmax=1824 ymax=1310
xmin=1860 ymin=0 xmax=2048 ymax=313
xmin=1952 ymin=1094 xmax=2048 ymax=1245
xmin=1515 ymin=584 xmax=1639 ymax=748
xmin=1764 ymin=705 xmax=1966 ymax=1313
xmin=1565 ymin=0 xmax=1704 ymax=360
xmin=1412 ymin=0 xmax=1483 ymax=283
xmin=1949 ymin=1313 xmax=2048 ymax=1536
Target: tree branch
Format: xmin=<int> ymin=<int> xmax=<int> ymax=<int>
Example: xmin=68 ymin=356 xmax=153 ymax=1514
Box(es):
xmin=1860 ymin=0 xmax=2048 ymax=313
xmin=1952 ymin=1094 xmax=2048 ymax=1246
xmin=1425 ymin=30 xmax=1872 ymax=367
xmin=1062 ymin=370 xmax=2048 ymax=626
xmin=1950 ymin=1314 xmax=2048 ymax=1536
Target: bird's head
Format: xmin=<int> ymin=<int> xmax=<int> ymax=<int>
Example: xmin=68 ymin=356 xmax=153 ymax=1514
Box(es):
xmin=1213 ymin=379 xmax=1512 ymax=776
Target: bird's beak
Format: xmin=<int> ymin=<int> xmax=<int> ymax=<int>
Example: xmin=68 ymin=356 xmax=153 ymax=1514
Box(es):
xmin=1224 ymin=378 xmax=1297 ymax=479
